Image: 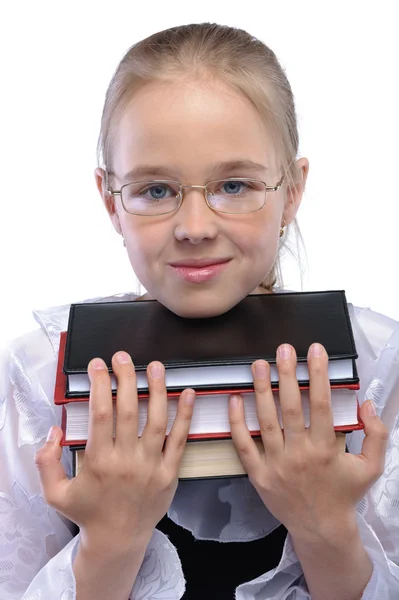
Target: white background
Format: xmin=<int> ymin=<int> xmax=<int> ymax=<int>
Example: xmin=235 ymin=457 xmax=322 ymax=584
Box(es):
xmin=1 ymin=1 xmax=398 ymax=344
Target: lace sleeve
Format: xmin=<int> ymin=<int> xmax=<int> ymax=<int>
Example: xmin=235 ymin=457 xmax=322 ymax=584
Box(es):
xmin=0 ymin=328 xmax=76 ymax=598
xmin=0 ymin=327 xmax=186 ymax=600
xmin=349 ymin=307 xmax=399 ymax=599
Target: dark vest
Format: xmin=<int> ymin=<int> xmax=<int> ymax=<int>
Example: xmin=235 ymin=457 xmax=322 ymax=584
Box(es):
xmin=157 ymin=514 xmax=287 ymax=599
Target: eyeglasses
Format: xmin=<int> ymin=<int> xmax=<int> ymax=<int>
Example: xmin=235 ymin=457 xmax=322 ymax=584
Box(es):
xmin=106 ymin=175 xmax=286 ymax=216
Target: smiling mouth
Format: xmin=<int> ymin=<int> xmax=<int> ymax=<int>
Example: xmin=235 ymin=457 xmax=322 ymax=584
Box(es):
xmin=168 ymin=259 xmax=232 ymax=283
xmin=168 ymin=258 xmax=232 ymax=268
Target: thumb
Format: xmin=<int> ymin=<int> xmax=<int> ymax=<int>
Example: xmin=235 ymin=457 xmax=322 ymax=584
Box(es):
xmin=359 ymin=400 xmax=389 ymax=481
xmin=35 ymin=425 xmax=69 ymax=508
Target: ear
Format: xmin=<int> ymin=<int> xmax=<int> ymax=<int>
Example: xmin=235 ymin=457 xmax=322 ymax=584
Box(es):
xmin=94 ymin=167 xmax=123 ymax=235
xmin=283 ymin=157 xmax=309 ymax=225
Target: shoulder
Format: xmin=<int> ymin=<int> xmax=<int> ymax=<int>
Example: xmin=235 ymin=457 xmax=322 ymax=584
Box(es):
xmin=31 ymin=291 xmax=138 ymax=355
xmin=1 ymin=327 xmax=55 ymax=383
xmin=1 ymin=291 xmax=138 ymax=395
xmin=348 ymin=302 xmax=399 ymax=360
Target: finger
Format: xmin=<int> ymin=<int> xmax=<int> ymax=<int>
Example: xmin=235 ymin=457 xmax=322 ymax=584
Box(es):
xmin=358 ymin=400 xmax=389 ymax=483
xmin=163 ymin=388 xmax=195 ymax=470
xmin=229 ymin=394 xmax=263 ymax=474
xmin=307 ymin=343 xmax=336 ymax=446
xmin=85 ymin=358 xmax=114 ymax=455
xmin=252 ymin=360 xmax=283 ymax=456
xmin=140 ymin=362 xmax=168 ymax=457
xmin=35 ymin=426 xmax=70 ymax=509
xmin=276 ymin=344 xmax=306 ymax=445
xmin=113 ymin=351 xmax=139 ymax=451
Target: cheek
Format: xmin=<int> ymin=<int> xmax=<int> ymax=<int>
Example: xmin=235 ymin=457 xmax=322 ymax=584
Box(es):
xmin=124 ymin=221 xmax=169 ymax=263
xmin=233 ymin=219 xmax=278 ymax=257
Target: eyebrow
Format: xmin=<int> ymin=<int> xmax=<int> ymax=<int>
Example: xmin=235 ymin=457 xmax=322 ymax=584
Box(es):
xmin=109 ymin=160 xmax=269 ymax=183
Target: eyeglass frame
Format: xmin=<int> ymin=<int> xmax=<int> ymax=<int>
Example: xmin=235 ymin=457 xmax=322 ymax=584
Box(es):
xmin=105 ymin=172 xmax=287 ymax=216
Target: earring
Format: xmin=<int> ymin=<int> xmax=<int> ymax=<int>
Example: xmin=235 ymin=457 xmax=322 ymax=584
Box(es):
xmin=122 ymin=237 xmax=126 ymax=247
xmin=279 ymin=219 xmax=286 ymax=238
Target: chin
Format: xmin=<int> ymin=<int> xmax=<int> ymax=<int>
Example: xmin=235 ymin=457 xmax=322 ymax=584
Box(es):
xmin=157 ymin=288 xmax=249 ymax=319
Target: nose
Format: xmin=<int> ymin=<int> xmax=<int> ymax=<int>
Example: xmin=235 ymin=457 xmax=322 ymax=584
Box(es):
xmin=174 ymin=186 xmax=219 ymax=244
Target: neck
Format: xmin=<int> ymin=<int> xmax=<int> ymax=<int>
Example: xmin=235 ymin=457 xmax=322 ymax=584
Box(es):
xmin=251 ymin=286 xmax=273 ymax=295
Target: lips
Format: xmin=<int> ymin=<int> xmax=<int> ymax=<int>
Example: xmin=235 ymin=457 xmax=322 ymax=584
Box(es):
xmin=168 ymin=258 xmax=231 ymax=268
xmin=168 ymin=258 xmax=232 ymax=283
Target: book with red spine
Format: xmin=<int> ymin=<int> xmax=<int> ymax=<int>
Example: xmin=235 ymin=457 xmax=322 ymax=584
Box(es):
xmin=55 ymin=332 xmax=364 ymax=448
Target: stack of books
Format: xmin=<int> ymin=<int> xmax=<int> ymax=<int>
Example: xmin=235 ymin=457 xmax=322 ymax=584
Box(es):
xmin=54 ymin=291 xmax=363 ymax=479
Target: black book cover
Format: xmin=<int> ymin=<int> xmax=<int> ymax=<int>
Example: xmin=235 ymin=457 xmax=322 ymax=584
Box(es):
xmin=64 ymin=291 xmax=358 ymax=379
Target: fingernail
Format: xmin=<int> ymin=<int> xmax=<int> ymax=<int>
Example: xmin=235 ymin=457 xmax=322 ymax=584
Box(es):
xmin=91 ymin=358 xmax=107 ymax=370
xmin=150 ymin=362 xmax=164 ymax=379
xmin=230 ymin=395 xmax=240 ymax=409
xmin=278 ymin=344 xmax=292 ymax=360
xmin=310 ymin=343 xmax=323 ymax=358
xmin=185 ymin=390 xmax=195 ymax=406
xmin=47 ymin=426 xmax=57 ymax=442
xmin=366 ymin=399 xmax=376 ymax=417
xmin=116 ymin=351 xmax=131 ymax=364
xmin=254 ymin=361 xmax=268 ymax=378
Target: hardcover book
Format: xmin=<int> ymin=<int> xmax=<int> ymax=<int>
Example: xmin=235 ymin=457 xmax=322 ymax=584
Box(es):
xmin=62 ymin=291 xmax=359 ymax=396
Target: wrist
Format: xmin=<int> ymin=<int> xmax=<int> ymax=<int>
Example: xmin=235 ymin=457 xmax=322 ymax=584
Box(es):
xmin=74 ymin=534 xmax=150 ymax=600
xmin=289 ymin=510 xmax=359 ymax=549
xmin=290 ymin=517 xmax=373 ymax=600
xmin=79 ymin=525 xmax=153 ymax=562
xmin=291 ymin=515 xmax=365 ymax=560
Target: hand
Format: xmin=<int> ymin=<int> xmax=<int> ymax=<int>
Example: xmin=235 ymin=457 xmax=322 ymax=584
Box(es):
xmin=35 ymin=352 xmax=195 ymax=554
xmin=228 ymin=342 xmax=389 ymax=542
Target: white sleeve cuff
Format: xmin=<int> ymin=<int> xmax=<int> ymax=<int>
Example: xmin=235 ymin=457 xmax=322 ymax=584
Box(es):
xmin=21 ymin=529 xmax=186 ymax=600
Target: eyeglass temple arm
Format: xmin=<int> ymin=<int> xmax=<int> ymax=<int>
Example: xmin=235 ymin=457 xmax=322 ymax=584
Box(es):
xmin=266 ymin=174 xmax=286 ymax=191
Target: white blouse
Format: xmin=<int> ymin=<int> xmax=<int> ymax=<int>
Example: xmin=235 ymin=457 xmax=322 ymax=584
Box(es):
xmin=1 ymin=292 xmax=398 ymax=599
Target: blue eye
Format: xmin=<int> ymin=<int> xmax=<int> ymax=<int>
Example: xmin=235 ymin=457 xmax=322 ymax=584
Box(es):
xmin=143 ymin=184 xmax=171 ymax=200
xmin=221 ymin=180 xmax=249 ymax=195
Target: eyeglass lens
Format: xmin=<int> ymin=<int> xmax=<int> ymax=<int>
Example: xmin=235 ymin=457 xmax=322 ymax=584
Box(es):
xmin=121 ymin=179 xmax=267 ymax=215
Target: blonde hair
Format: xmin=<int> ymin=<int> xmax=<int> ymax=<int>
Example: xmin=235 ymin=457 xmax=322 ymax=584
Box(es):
xmin=97 ymin=22 xmax=306 ymax=291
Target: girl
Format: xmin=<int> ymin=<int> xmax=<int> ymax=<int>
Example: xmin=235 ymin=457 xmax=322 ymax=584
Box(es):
xmin=1 ymin=22 xmax=398 ymax=600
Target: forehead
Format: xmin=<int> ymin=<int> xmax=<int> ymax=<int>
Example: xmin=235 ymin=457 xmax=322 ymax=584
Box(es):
xmin=113 ymin=80 xmax=278 ymax=179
